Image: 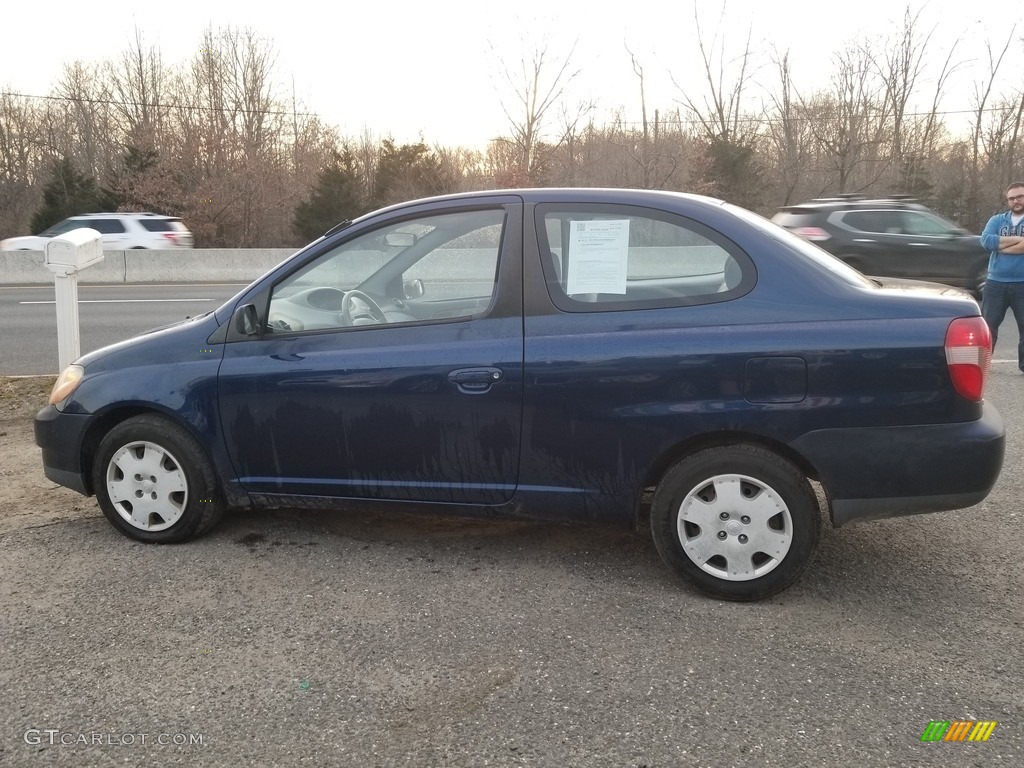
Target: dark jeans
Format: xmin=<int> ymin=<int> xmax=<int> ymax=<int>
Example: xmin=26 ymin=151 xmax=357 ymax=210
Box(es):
xmin=982 ymin=280 xmax=1024 ymax=370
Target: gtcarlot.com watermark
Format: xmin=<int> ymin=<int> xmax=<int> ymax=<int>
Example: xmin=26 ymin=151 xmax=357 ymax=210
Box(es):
xmin=24 ymin=729 xmax=205 ymax=747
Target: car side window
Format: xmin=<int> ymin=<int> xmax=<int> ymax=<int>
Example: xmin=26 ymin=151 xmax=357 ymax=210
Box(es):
xmin=842 ymin=210 xmax=894 ymax=234
xmin=536 ymin=204 xmax=751 ymax=311
xmin=267 ymin=208 xmax=506 ymax=334
xmin=90 ymin=219 xmax=127 ymax=234
xmin=901 ymin=211 xmax=958 ymax=236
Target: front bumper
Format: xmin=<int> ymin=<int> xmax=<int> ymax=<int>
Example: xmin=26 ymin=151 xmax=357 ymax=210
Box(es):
xmin=791 ymin=402 xmax=1005 ymax=527
xmin=34 ymin=405 xmax=94 ymax=496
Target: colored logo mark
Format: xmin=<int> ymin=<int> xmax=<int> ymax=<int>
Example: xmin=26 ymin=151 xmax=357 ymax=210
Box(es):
xmin=921 ymin=720 xmax=997 ymax=742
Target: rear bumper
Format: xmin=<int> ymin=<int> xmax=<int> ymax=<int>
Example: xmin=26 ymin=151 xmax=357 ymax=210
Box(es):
xmin=34 ymin=405 xmax=93 ymax=496
xmin=791 ymin=402 xmax=1005 ymax=527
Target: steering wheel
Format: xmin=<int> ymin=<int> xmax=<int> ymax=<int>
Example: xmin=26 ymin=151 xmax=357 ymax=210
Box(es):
xmin=340 ymin=290 xmax=387 ymax=326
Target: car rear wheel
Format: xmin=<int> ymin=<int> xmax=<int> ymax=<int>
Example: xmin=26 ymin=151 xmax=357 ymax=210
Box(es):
xmin=93 ymin=414 xmax=223 ymax=543
xmin=650 ymin=445 xmax=820 ymax=601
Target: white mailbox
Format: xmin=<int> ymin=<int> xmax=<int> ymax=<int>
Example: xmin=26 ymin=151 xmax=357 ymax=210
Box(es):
xmin=45 ymin=227 xmax=104 ymax=274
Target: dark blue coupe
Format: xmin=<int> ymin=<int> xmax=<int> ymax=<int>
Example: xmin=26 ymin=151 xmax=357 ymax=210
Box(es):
xmin=35 ymin=189 xmax=1005 ymax=600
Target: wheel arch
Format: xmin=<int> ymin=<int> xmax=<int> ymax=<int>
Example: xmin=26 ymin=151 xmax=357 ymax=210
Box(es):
xmin=636 ymin=431 xmax=823 ymax=527
xmin=79 ymin=406 xmax=217 ymax=496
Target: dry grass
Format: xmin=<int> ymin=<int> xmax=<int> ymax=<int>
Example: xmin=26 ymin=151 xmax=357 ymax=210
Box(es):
xmin=0 ymin=376 xmax=57 ymax=420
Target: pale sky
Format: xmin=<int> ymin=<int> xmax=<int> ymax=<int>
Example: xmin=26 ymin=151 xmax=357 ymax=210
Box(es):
xmin=1 ymin=0 xmax=1018 ymax=149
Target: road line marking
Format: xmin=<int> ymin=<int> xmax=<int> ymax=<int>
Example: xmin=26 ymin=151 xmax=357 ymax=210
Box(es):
xmin=19 ymin=299 xmax=213 ymax=305
xmin=0 ymin=283 xmax=247 ymax=290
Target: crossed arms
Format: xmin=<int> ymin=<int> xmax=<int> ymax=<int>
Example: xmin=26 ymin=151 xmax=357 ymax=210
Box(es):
xmin=996 ymin=236 xmax=1024 ymax=254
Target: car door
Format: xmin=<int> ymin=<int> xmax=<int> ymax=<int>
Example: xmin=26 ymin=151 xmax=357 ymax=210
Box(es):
xmin=894 ymin=210 xmax=983 ymax=284
xmin=834 ymin=209 xmax=907 ymax=275
xmin=840 ymin=209 xmax=975 ymax=282
xmin=90 ymin=218 xmax=130 ymax=249
xmin=216 ymin=201 xmax=524 ymax=505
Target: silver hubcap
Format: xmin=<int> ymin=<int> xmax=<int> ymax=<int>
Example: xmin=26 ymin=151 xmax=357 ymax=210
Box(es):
xmin=677 ymin=473 xmax=793 ymax=581
xmin=105 ymin=441 xmax=188 ymax=531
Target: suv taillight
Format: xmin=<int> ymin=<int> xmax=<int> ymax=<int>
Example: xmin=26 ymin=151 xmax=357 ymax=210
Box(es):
xmin=794 ymin=226 xmax=831 ymax=241
xmin=945 ymin=317 xmax=992 ymax=401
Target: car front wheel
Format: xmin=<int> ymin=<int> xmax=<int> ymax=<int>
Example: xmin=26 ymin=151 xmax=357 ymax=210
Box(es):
xmin=650 ymin=445 xmax=820 ymax=601
xmin=93 ymin=414 xmax=223 ymax=543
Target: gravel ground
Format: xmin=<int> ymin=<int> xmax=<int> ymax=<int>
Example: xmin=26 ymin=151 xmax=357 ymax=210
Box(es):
xmin=1 ymin=374 xmax=1021 ymax=768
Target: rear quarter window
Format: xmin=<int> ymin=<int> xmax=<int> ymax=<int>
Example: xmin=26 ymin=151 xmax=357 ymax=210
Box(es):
xmin=139 ymin=219 xmax=186 ymax=232
xmin=536 ymin=204 xmax=753 ymax=311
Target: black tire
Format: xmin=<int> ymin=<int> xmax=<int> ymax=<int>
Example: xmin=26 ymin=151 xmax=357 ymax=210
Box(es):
xmin=92 ymin=414 xmax=223 ymax=543
xmin=972 ymin=266 xmax=987 ymax=301
xmin=650 ymin=445 xmax=820 ymax=601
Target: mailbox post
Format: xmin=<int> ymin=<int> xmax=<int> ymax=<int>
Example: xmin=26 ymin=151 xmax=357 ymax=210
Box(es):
xmin=44 ymin=228 xmax=104 ymax=370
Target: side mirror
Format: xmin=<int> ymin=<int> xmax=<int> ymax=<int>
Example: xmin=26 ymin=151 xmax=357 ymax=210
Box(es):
xmin=234 ymin=304 xmax=260 ymax=336
xmin=403 ymin=278 xmax=425 ymax=300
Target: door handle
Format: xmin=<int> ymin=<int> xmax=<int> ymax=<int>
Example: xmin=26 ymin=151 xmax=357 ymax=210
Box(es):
xmin=448 ymin=367 xmax=503 ymax=393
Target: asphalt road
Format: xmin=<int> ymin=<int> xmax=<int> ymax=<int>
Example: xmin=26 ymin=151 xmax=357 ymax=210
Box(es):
xmin=0 ymin=284 xmax=247 ymax=375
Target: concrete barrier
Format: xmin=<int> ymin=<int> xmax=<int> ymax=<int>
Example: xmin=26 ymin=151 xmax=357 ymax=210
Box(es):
xmin=1 ymin=249 xmax=296 ymax=285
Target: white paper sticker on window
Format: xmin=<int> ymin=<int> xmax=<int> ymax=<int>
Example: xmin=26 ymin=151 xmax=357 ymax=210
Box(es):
xmin=566 ymin=219 xmax=630 ymax=295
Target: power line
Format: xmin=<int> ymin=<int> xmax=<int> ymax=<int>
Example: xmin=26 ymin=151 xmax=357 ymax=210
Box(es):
xmin=1 ymin=88 xmax=1017 ymax=137
xmin=0 ymin=90 xmax=324 ymax=119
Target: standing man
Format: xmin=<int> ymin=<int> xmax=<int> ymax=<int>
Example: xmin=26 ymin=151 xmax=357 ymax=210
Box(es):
xmin=980 ymin=182 xmax=1024 ymax=371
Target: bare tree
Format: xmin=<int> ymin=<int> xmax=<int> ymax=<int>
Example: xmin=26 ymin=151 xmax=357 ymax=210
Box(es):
xmin=673 ymin=4 xmax=759 ymax=145
xmin=49 ymin=61 xmax=120 ymax=181
xmin=669 ymin=3 xmax=765 ymax=208
xmin=491 ymin=36 xmax=582 ymax=184
xmin=763 ymin=50 xmax=817 ymax=205
xmin=801 ymin=43 xmax=890 ymax=193
xmin=619 ymin=48 xmax=680 ymax=190
xmin=964 ymin=29 xmax=1016 ymax=228
xmin=0 ymin=92 xmax=46 ymax=238
xmin=874 ymin=7 xmax=933 ymax=179
xmin=105 ymin=29 xmax=171 ymax=153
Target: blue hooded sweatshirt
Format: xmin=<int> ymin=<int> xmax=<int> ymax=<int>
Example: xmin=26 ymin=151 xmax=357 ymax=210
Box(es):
xmin=980 ymin=210 xmax=1024 ymax=282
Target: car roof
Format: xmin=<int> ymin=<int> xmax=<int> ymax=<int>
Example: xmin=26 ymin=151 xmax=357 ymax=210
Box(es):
xmin=67 ymin=212 xmax=181 ymax=220
xmin=359 ymin=187 xmax=731 ymax=220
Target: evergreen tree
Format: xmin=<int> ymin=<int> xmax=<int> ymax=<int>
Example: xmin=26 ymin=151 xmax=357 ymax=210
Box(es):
xmin=99 ymin=146 xmax=162 ymax=213
xmin=293 ymin=149 xmax=366 ymax=242
xmin=371 ymin=139 xmax=444 ymax=208
xmin=30 ymin=158 xmax=104 ymax=233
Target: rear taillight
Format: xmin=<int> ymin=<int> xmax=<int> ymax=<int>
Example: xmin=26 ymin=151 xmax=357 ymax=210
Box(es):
xmin=794 ymin=226 xmax=831 ymax=241
xmin=945 ymin=317 xmax=992 ymax=401
xmin=163 ymin=232 xmax=179 ymax=246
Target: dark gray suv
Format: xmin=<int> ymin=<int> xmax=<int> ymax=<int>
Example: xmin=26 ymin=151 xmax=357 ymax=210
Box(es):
xmin=772 ymin=196 xmax=988 ymax=298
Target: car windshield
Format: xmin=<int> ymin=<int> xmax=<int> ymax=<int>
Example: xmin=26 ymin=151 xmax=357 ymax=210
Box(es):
xmin=726 ymin=203 xmax=875 ymax=288
xmin=38 ymin=219 xmax=88 ymax=237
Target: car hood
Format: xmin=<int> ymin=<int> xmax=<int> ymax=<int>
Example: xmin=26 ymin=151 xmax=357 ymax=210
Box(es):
xmin=0 ymin=235 xmax=48 ymax=250
xmin=74 ymin=310 xmax=223 ymax=371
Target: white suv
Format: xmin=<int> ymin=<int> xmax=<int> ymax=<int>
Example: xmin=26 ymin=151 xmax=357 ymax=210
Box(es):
xmin=0 ymin=213 xmax=194 ymax=250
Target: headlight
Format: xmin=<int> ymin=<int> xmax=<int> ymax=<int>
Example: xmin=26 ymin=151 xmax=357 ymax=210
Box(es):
xmin=49 ymin=365 xmax=85 ymax=405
